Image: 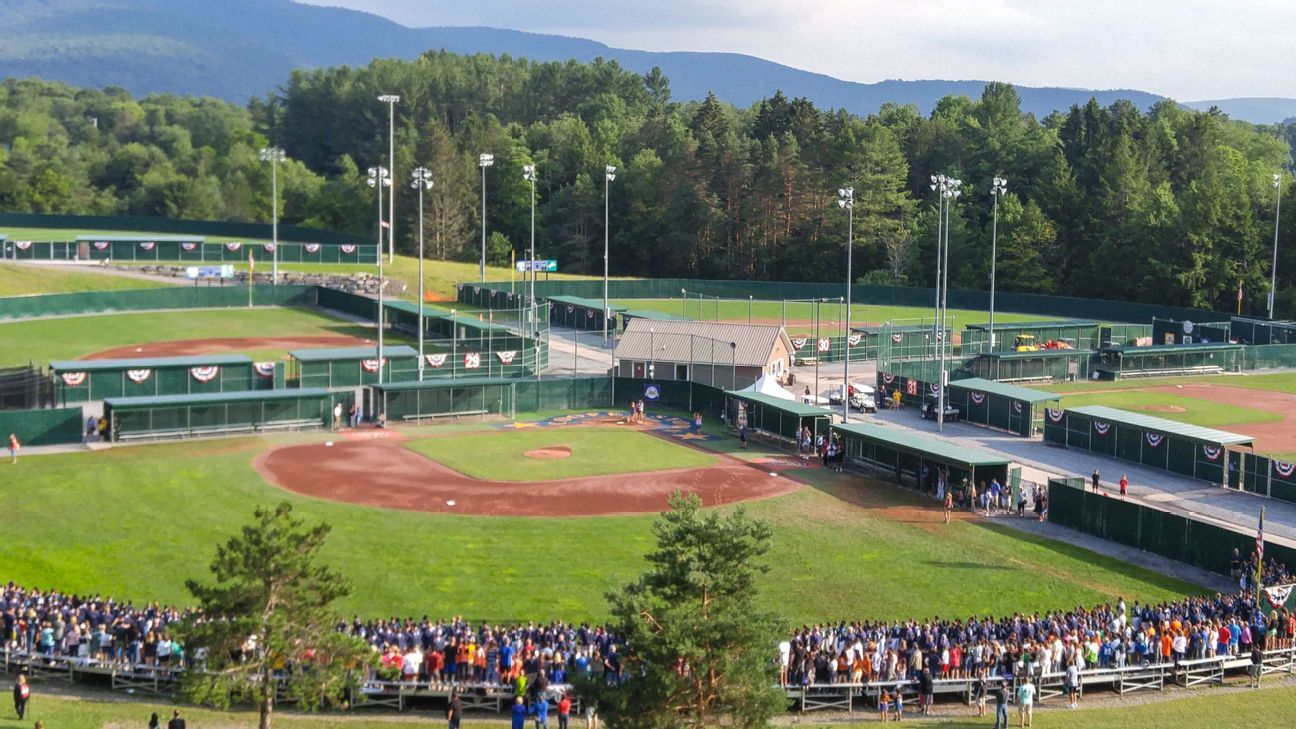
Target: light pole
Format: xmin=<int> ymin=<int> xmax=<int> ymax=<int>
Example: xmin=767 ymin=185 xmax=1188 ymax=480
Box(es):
xmin=259 ymin=147 xmax=285 ymax=285
xmin=523 ymin=164 xmax=538 ymax=338
xmin=366 ymin=166 xmax=391 ymax=384
xmin=988 ymin=176 xmax=1008 ymax=351
xmin=411 ymin=167 xmax=433 ymax=377
xmin=928 ymin=175 xmax=961 ymax=431
xmin=837 ymin=186 xmax=854 ymax=422
xmin=929 ymin=175 xmax=946 ymax=362
xmin=479 ymin=153 xmax=494 ymax=282
xmin=1271 ymin=173 xmax=1283 ymax=320
xmin=378 ymin=94 xmax=400 ymax=263
xmin=604 ymin=164 xmax=617 ymax=345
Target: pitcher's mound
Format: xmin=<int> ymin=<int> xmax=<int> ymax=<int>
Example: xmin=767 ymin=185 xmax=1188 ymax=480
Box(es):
xmin=525 ymin=446 xmax=572 ymax=459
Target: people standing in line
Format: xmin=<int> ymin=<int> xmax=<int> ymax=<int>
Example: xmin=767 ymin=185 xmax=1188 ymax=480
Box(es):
xmin=8 ymin=433 xmax=18 ymax=464
xmin=12 ymin=673 xmax=29 ymax=720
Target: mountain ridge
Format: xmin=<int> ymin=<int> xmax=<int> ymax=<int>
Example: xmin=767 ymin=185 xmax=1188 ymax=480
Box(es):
xmin=1 ymin=0 xmax=1292 ymax=123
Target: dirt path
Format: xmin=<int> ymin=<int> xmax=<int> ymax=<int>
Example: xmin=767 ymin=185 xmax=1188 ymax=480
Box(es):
xmin=84 ymin=335 xmax=371 ymax=359
xmin=1145 ymin=383 xmax=1296 ymax=454
xmin=255 ymin=433 xmax=801 ymax=517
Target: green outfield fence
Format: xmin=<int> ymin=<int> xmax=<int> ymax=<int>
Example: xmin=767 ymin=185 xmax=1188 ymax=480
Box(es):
xmin=1047 ymin=476 xmax=1296 ymax=575
xmin=6 ymin=239 xmax=376 ymax=264
xmin=51 ymin=356 xmax=271 ymax=405
xmin=105 ymin=389 xmax=330 ymax=441
xmin=457 ymin=278 xmax=1225 ymax=324
xmin=0 ymin=285 xmax=317 ymax=320
xmin=0 ymin=212 xmax=367 ymax=245
xmin=1239 ymin=454 xmax=1296 ymax=504
xmin=0 ymin=407 xmax=83 ymax=446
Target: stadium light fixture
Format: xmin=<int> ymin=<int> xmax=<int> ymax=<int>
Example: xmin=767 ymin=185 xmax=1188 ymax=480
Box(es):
xmin=837 ymin=186 xmax=854 ymax=422
xmin=411 ymin=167 xmax=434 ymax=376
xmin=366 ymin=165 xmax=391 ymax=384
xmin=604 ymin=165 xmax=617 ymax=345
xmin=378 ymin=94 xmax=400 ymax=263
xmin=479 ymin=153 xmax=494 ymax=282
xmin=258 ymin=147 xmax=286 ymax=285
xmin=988 ymin=176 xmax=1008 ymax=349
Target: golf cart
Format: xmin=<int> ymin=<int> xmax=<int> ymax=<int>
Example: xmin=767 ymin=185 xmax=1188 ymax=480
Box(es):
xmin=828 ymin=383 xmax=877 ymax=413
xmin=920 ymin=396 xmax=960 ymax=421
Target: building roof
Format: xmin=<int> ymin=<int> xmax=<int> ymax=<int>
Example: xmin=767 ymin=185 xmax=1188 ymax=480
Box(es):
xmin=288 ymin=345 xmax=419 ymax=362
xmin=73 ymin=235 xmax=205 ymax=242
xmin=51 ymin=354 xmax=252 ymax=371
xmin=1100 ymin=342 xmax=1242 ymax=354
xmin=1065 ymin=405 xmax=1255 ymax=447
xmin=964 ymin=319 xmax=1099 ymax=331
xmin=547 ymin=295 xmax=628 ymax=312
xmin=725 ymin=390 xmax=832 ymax=417
xmin=948 ymin=377 xmax=1062 ymax=404
xmin=372 ymin=376 xmax=515 ymax=392
xmin=615 ymin=319 xmax=792 ymax=367
xmin=104 ymin=388 xmax=330 ymax=409
xmin=832 ymin=422 xmax=1012 ymax=467
xmin=620 ymin=309 xmax=690 ymax=321
xmin=383 ymin=301 xmax=513 ymax=332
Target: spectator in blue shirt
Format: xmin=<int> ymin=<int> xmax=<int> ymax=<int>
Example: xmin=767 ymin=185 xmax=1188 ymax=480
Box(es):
xmin=511 ymin=697 xmax=527 ymax=729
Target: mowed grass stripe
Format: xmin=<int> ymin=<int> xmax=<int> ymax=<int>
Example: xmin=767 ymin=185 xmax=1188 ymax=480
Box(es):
xmin=0 ymin=428 xmax=1200 ymax=623
xmin=0 ymin=261 xmax=175 ymax=296
xmin=404 ymin=427 xmax=716 ymax=481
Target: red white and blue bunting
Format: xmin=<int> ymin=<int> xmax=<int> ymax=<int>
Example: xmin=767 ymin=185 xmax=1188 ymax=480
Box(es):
xmin=360 ymin=358 xmax=385 ymax=373
xmin=1146 ymin=432 xmax=1164 ymax=448
xmin=1093 ymin=421 xmax=1112 ymax=436
xmin=1275 ymin=461 xmax=1296 ymax=478
xmin=472 ymin=286 xmax=481 ymax=295
xmin=190 ymin=366 xmax=220 ymax=383
xmin=254 ymin=362 xmax=276 ymax=378
xmin=928 ymin=382 xmax=941 ymax=395
xmin=891 ymin=333 xmax=903 ymax=344
xmin=1046 ymin=408 xmax=1064 ymax=423
xmin=882 ymin=373 xmax=896 ymax=385
xmin=93 ymin=241 xmax=109 ymax=251
xmin=341 ymin=245 xmax=356 ymax=254
xmin=1013 ymin=401 xmax=1024 ymax=414
xmin=181 ymin=242 xmax=197 ymax=251
xmin=305 ymin=243 xmax=320 ymax=254
xmin=496 ymin=350 xmax=517 ymax=364
xmin=587 ymin=309 xmax=595 ymax=318
xmin=464 ymin=352 xmax=481 ymax=369
xmin=60 ymin=372 xmax=86 ymax=387
xmin=1202 ymin=445 xmax=1223 ymax=461
xmin=126 ymin=369 xmax=151 ymax=383
xmin=14 ymin=240 xmax=31 ymax=250
xmin=567 ymin=305 xmax=575 ymax=314
xmin=791 ymin=338 xmax=808 ymax=350
xmin=225 ymin=242 xmax=242 ymax=252
xmin=848 ymin=334 xmax=862 ymax=347
xmin=425 ymin=354 xmax=447 ymax=368
xmin=970 ymin=392 xmax=986 ymax=405
xmin=1264 ymin=584 xmax=1295 ymax=608
xmin=139 ymin=241 xmax=155 ymax=251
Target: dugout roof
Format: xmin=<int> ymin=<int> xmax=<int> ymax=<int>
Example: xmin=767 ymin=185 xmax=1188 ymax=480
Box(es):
xmin=964 ymin=319 xmax=1099 ymax=332
xmin=383 ymin=302 xmax=514 ymax=333
xmin=725 ymin=390 xmax=832 ymax=417
xmin=50 ymin=354 xmax=252 ymax=371
xmin=1099 ymin=342 xmax=1241 ymax=354
xmin=547 ymin=295 xmax=627 ymax=312
xmin=1065 ymin=405 xmax=1254 ymax=447
xmin=74 ymin=235 xmax=205 ymax=242
xmin=948 ymin=377 xmax=1062 ymax=404
xmin=832 ymin=422 xmax=1011 ymax=468
xmin=288 ymin=345 xmax=419 ymax=362
xmin=371 ymin=377 xmax=514 ymax=392
xmin=104 ymin=387 xmax=329 ymax=409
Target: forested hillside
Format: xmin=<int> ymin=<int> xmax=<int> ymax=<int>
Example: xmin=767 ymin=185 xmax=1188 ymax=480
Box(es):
xmin=1 ymin=52 xmax=1294 ymax=314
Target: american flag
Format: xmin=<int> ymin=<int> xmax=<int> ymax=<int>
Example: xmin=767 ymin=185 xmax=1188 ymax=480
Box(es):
xmin=380 ymin=220 xmax=390 ymax=229
xmin=1256 ymin=510 xmax=1265 ymax=562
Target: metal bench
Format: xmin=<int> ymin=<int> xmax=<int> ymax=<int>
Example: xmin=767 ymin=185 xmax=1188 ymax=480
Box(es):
xmin=401 ymin=410 xmax=490 ymax=422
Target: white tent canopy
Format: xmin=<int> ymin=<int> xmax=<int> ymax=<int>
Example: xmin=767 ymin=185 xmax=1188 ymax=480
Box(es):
xmin=738 ymin=374 xmax=795 ymax=401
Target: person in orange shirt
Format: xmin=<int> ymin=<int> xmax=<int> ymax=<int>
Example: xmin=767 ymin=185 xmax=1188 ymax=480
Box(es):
xmin=1160 ymin=631 xmax=1174 ymax=662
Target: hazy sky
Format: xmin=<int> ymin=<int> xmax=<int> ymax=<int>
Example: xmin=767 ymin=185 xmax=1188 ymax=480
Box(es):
xmin=296 ymin=0 xmax=1295 ymax=101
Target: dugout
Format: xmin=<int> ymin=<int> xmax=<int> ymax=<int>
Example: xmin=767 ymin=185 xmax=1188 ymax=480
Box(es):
xmin=1231 ymin=316 xmax=1296 ymax=345
xmin=548 ymin=295 xmax=625 ymax=332
xmin=946 ymin=377 xmax=1061 ymax=437
xmin=962 ymin=349 xmax=1093 ymax=383
xmin=104 ymin=388 xmax=330 ymax=441
xmin=1093 ymin=343 xmax=1243 ymax=379
xmin=832 ymin=421 xmax=1011 ymax=491
xmin=962 ymin=319 xmax=1100 ymax=353
xmin=369 ymin=377 xmax=516 ymax=422
xmin=877 ymin=324 xmax=953 ymax=362
xmin=723 ymin=391 xmax=832 ymax=445
xmin=288 ymin=346 xmax=419 ymax=389
xmin=50 ymin=355 xmax=264 ymax=404
xmin=1043 ymin=404 xmax=1254 ymax=485
xmin=1151 ymin=318 xmax=1232 ymax=346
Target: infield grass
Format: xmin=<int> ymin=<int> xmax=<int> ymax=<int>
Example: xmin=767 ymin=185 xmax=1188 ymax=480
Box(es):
xmin=610 ymin=297 xmax=1061 ymax=333
xmin=0 ymin=306 xmax=389 ymax=366
xmin=404 ymin=427 xmax=716 ymax=481
xmin=0 ymin=261 xmax=175 ymax=296
xmin=9 ymin=685 xmax=1296 ymax=729
xmin=0 ymin=425 xmax=1201 ymax=624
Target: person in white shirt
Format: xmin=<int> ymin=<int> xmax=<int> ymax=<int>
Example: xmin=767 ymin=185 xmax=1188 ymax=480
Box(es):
xmin=1016 ymin=677 xmax=1036 ymax=727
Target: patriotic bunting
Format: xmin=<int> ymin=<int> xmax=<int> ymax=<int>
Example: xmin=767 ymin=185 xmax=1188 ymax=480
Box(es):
xmin=139 ymin=241 xmax=155 ymax=251
xmin=190 ymin=366 xmax=219 ymax=383
xmin=425 ymin=354 xmax=447 ymax=368
xmin=1202 ymin=445 xmax=1223 ymax=461
xmin=1046 ymin=408 xmax=1064 ymax=423
xmin=181 ymin=242 xmax=197 ymax=251
xmin=1093 ymin=421 xmax=1111 ymax=436
xmin=225 ymin=242 xmax=242 ymax=251
xmin=93 ymin=241 xmax=109 ymax=251
xmin=254 ymin=362 xmax=276 ymax=378
xmin=341 ymin=245 xmax=356 ymax=254
xmin=891 ymin=333 xmax=903 ymax=344
xmin=881 ymin=373 xmax=896 ymax=384
xmin=970 ymin=392 xmax=986 ymax=405
xmin=15 ymin=241 xmax=32 ymax=250
xmin=1146 ymin=432 xmax=1164 ymax=448
xmin=360 ymin=358 xmax=385 ymax=373
xmin=1264 ymin=584 xmax=1295 ymax=608
xmin=496 ymin=350 xmax=517 ymax=364
xmin=847 ymin=334 xmax=862 ymax=347
xmin=126 ymin=369 xmax=151 ymax=383
xmin=791 ymin=338 xmax=808 ymax=350
xmin=928 ymin=382 xmax=940 ymax=395
xmin=263 ymin=243 xmax=276 ymax=252
xmin=1275 ymin=460 xmax=1296 ymax=478
xmin=305 ymin=243 xmax=320 ymax=254
xmin=60 ymin=372 xmax=87 ymax=387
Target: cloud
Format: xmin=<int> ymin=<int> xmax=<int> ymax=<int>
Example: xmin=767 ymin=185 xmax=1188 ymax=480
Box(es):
xmin=295 ymin=0 xmax=1296 ymax=99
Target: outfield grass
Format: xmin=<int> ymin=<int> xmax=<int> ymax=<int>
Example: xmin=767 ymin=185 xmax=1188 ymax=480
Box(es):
xmin=1053 ymin=390 xmax=1281 ymax=428
xmin=8 ymin=685 xmax=1296 ymax=729
xmin=0 ymin=261 xmax=175 ymax=296
xmin=611 ymin=297 xmax=1058 ymax=333
xmin=1044 ymin=371 xmax=1296 ymax=395
xmin=0 ymin=307 xmax=395 ymax=366
xmin=0 ymin=425 xmax=1201 ymax=623
xmin=405 ymin=427 xmax=715 ymax=481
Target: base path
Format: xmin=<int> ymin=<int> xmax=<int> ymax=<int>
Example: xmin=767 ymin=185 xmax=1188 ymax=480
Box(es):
xmin=256 ymin=436 xmax=800 ymax=517
xmin=1144 ymin=383 xmax=1296 ymax=454
xmin=84 ymin=335 xmax=371 ymax=359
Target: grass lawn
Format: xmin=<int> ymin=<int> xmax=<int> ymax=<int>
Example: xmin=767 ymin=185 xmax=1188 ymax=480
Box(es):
xmin=1053 ymin=390 xmax=1281 ymax=428
xmin=611 ymin=297 xmax=1059 ymax=333
xmin=404 ymin=427 xmax=716 ymax=480
xmin=10 ymin=685 xmax=1296 ymax=729
xmin=0 ymin=306 xmax=393 ymax=366
xmin=0 ymin=261 xmax=175 ymax=296
xmin=0 ymin=425 xmax=1200 ymax=623
xmin=1044 ymin=371 xmax=1296 ymax=395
